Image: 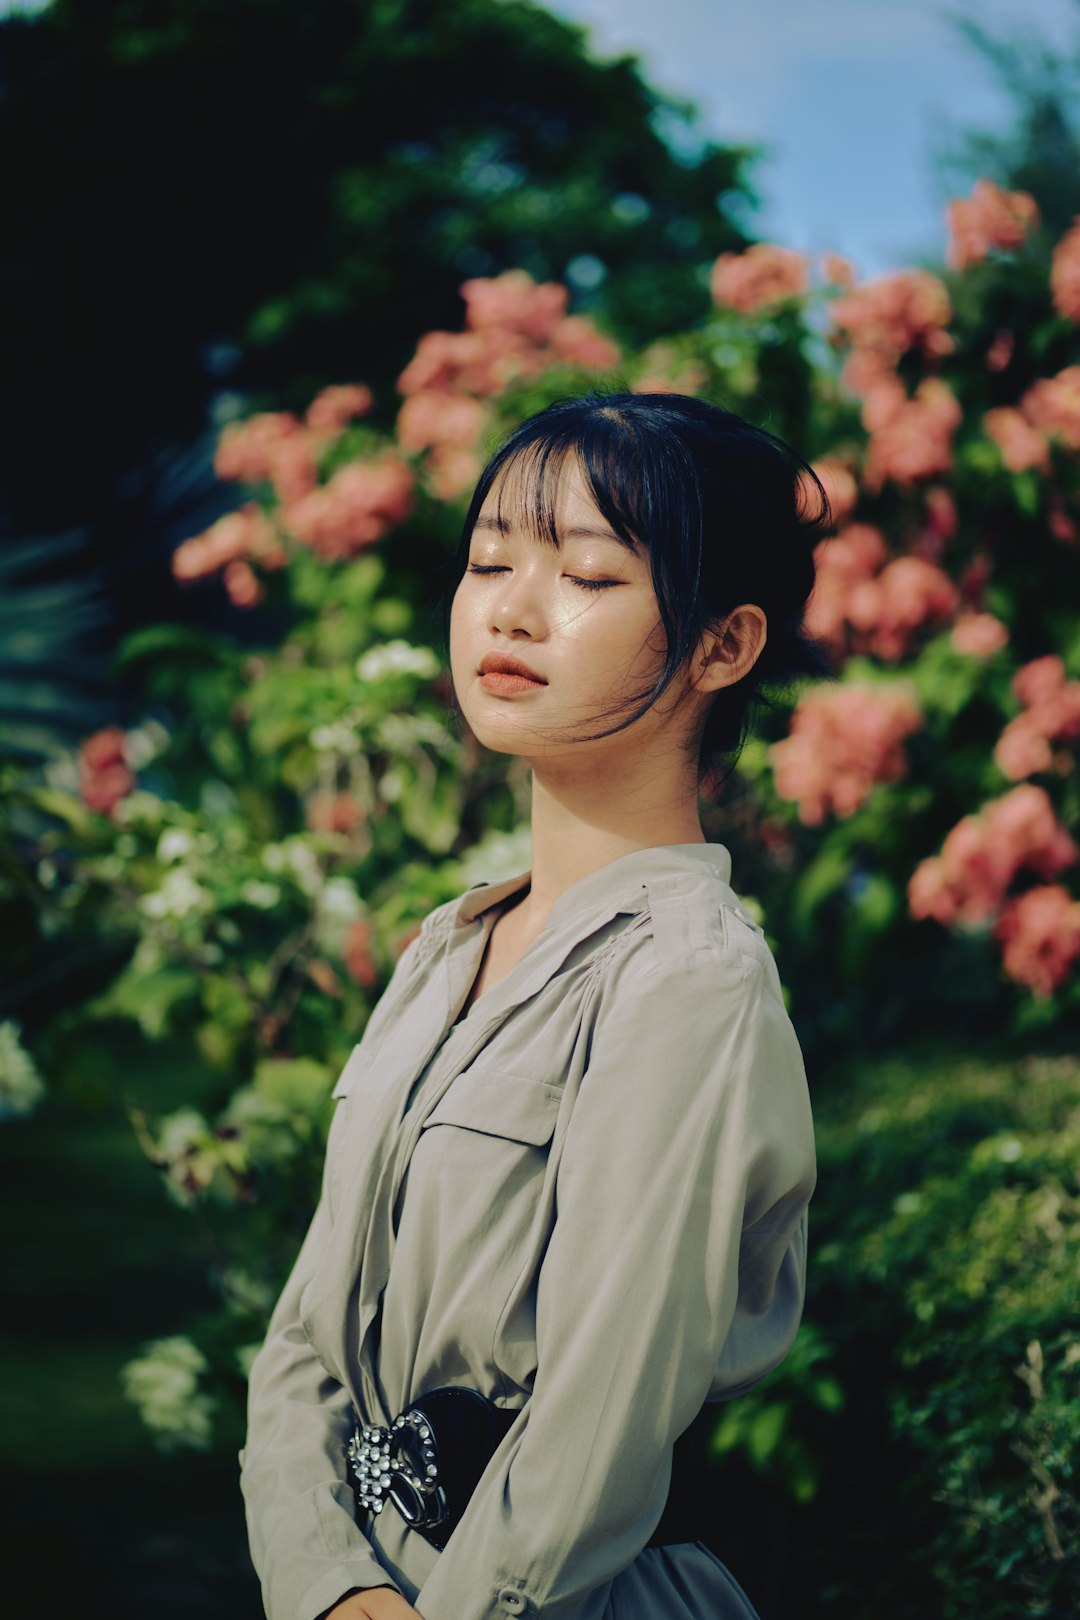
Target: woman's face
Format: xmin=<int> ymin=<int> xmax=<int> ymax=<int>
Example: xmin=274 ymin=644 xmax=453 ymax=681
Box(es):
xmin=450 ymin=451 xmax=695 ymax=765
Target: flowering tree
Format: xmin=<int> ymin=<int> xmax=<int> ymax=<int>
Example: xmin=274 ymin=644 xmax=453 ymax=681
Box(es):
xmin=4 ymin=173 xmax=1079 ymax=1613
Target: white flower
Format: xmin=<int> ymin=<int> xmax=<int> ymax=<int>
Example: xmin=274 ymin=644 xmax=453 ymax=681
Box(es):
xmin=310 ymin=720 xmax=362 ymax=755
xmin=157 ymin=828 xmax=196 ymax=864
xmin=315 ymin=878 xmax=364 ymax=954
xmin=138 ymin=868 xmax=212 ymax=919
xmin=0 ymin=1020 xmax=47 ymax=1122
xmin=240 ymin=880 xmax=281 ymax=910
xmin=355 ymin=640 xmax=439 ymax=684
xmin=120 ymin=1336 xmax=217 ymax=1451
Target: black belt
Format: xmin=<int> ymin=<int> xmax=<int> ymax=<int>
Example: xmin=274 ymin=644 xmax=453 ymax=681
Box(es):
xmin=346 ymin=1386 xmax=719 ymax=1554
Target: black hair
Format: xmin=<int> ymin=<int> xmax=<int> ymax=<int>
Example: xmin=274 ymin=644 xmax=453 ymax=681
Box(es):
xmin=435 ymin=389 xmax=839 ymax=792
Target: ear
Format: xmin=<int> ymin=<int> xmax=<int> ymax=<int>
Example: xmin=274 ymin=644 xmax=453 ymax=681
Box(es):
xmin=691 ymin=605 xmax=768 ymax=694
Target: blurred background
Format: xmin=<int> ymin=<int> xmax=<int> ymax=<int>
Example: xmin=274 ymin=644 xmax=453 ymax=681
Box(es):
xmin=2 ymin=1 xmax=1079 ymax=1616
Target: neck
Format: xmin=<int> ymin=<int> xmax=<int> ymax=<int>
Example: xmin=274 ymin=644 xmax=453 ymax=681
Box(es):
xmin=514 ymin=760 xmax=706 ymax=933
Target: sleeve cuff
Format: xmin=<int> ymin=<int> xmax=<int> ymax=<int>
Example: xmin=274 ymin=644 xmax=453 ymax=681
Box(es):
xmin=302 ymin=1557 xmax=404 ymax=1620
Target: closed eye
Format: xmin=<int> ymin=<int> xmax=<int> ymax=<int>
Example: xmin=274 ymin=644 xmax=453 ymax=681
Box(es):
xmin=466 ymin=564 xmax=619 ymax=593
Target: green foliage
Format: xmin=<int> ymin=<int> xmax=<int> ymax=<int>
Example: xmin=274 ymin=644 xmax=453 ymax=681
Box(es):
xmin=801 ymin=1045 xmax=1080 ymax=1618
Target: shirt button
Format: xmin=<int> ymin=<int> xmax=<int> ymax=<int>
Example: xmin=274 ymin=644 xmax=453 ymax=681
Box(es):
xmin=497 ymin=1588 xmax=528 ymax=1615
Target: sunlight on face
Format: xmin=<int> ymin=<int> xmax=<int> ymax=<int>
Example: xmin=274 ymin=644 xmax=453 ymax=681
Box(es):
xmin=449 ymin=452 xmax=689 ymax=764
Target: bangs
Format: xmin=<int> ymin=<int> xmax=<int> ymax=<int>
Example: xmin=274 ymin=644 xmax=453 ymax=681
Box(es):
xmin=470 ymin=410 xmax=654 ymax=558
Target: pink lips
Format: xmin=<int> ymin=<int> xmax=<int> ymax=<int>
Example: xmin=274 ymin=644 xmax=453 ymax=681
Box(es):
xmin=478 ymin=670 xmax=546 ymax=695
xmin=478 ymin=654 xmax=547 ymax=694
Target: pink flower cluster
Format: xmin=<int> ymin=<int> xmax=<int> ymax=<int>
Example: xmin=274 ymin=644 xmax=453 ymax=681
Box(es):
xmin=178 ymin=382 xmax=413 ymax=598
xmin=284 ymin=456 xmax=415 ymax=561
xmin=861 ymin=377 xmax=963 ymax=490
xmin=950 ymin=611 xmax=1010 ymax=658
xmin=993 ymin=655 xmax=1080 ymax=781
xmin=708 ymin=243 xmax=809 ymax=314
xmin=982 ymin=406 xmax=1050 ymax=473
xmin=396 ymin=270 xmax=621 ymax=498
xmin=1050 ymin=216 xmax=1080 ymax=323
xmin=945 ymin=179 xmax=1039 ymax=271
xmin=993 ymin=884 xmax=1080 ymax=999
xmin=907 ymin=783 xmax=1077 ymax=927
xmin=806 ymin=523 xmax=959 ymax=662
xmin=1019 ymin=365 xmax=1080 ymax=450
xmin=830 ymin=269 xmax=954 ymax=375
xmin=769 ymin=682 xmax=924 ymax=825
xmin=79 ymin=726 xmax=135 ymax=816
xmin=214 ymin=385 xmax=375 ymax=504
xmin=908 ymin=784 xmax=1080 ymax=994
xmin=172 ymin=503 xmax=289 ymax=605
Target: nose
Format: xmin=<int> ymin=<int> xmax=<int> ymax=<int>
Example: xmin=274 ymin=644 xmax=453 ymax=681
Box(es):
xmin=490 ymin=566 xmax=546 ymax=639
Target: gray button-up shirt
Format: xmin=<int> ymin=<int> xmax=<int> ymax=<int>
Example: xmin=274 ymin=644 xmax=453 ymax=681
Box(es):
xmin=239 ymin=843 xmax=817 ymax=1620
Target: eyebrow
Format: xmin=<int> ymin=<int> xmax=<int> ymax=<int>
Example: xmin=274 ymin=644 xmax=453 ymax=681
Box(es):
xmin=473 ymin=515 xmax=624 ymax=542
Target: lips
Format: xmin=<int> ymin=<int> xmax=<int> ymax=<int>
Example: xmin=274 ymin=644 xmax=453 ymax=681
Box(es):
xmin=478 ymin=654 xmax=547 ymax=683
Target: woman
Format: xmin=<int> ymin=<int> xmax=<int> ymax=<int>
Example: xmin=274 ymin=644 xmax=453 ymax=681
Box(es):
xmin=239 ymin=391 xmax=831 ymax=1620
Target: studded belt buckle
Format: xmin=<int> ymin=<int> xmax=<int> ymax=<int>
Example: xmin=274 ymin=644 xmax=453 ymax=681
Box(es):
xmin=346 ymin=1404 xmax=449 ymax=1534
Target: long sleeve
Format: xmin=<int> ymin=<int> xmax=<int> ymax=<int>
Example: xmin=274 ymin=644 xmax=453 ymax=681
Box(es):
xmin=239 ymin=920 xmax=441 ymax=1620
xmin=413 ymin=938 xmax=817 ymax=1620
xmin=239 ymin=1117 xmax=404 ymax=1620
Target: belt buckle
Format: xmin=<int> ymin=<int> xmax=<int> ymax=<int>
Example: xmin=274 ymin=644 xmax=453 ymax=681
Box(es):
xmin=346 ymin=1405 xmax=449 ymax=1534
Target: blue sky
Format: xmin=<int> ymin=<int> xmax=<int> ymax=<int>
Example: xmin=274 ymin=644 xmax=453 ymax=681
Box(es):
xmin=548 ymin=0 xmax=1080 ymax=277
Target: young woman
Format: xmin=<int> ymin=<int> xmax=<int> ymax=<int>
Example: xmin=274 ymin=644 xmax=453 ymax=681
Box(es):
xmin=239 ymin=391 xmax=831 ymax=1620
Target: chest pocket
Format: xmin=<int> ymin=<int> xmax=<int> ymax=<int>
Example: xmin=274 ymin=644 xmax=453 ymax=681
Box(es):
xmin=420 ymin=1065 xmax=561 ymax=1147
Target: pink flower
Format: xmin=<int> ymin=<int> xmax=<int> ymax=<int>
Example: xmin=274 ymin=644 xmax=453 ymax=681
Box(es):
xmin=768 ymin=682 xmax=923 ymax=825
xmin=945 ymin=179 xmax=1039 ymax=270
xmin=924 ymin=485 xmax=959 ymax=543
xmin=305 ymin=384 xmax=374 ymax=440
xmin=805 ymin=524 xmax=889 ymax=650
xmin=307 ymin=792 xmax=367 ymax=835
xmin=821 ymin=254 xmax=856 ymax=291
xmin=986 ymin=330 xmax=1015 ymax=372
xmin=1047 ymin=497 xmax=1079 ymax=546
xmin=993 ymin=883 xmax=1080 ymax=998
xmin=848 ymin=555 xmax=960 ymax=662
xmin=172 ymin=504 xmax=280 ymax=584
xmin=908 ymin=783 xmax=1077 ymax=927
xmin=709 ymin=244 xmax=809 ymax=313
xmin=1020 ymin=365 xmax=1080 ymax=450
xmin=951 ymin=611 xmax=1009 ymax=658
xmin=829 ymin=269 xmax=953 ymax=370
xmin=993 ymin=654 xmax=1080 ymax=781
xmin=461 ymin=270 xmax=568 ymax=343
xmin=214 ymin=412 xmax=306 ymax=486
xmin=397 ymin=391 xmax=490 ymax=453
xmin=1050 ymin=216 xmax=1080 ymax=323
xmin=78 ymin=726 xmax=134 ymax=816
xmin=863 ymin=378 xmax=962 ymax=490
xmin=425 ymin=444 xmax=486 ymax=501
xmin=805 ymin=524 xmax=889 ymax=647
xmin=344 ymin=918 xmax=380 ymax=990
xmin=283 ymin=457 xmax=414 ymax=560
xmin=548 ymin=315 xmax=622 ymax=371
xmin=983 ymin=407 xmax=1050 ymax=473
xmin=223 ymin=558 xmax=264 ymax=608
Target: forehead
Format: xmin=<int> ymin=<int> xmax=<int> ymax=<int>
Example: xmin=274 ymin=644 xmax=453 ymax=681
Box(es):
xmin=474 ymin=443 xmax=641 ymax=553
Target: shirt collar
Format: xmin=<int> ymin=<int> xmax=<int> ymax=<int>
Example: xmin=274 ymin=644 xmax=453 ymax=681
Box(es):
xmin=452 ymin=841 xmax=733 ymax=933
